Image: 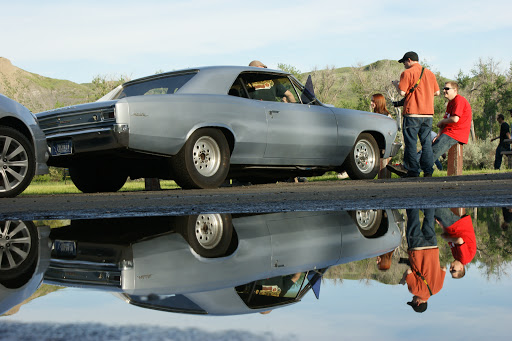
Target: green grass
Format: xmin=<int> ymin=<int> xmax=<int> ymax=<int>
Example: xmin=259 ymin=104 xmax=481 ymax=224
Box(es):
xmin=21 ymin=169 xmax=509 ymax=196
xmin=22 ymin=179 xmax=180 ymax=196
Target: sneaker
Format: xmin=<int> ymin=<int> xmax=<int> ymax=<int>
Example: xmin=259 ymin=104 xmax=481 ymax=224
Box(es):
xmin=337 ymin=172 xmax=349 ymax=180
xmin=386 ymin=164 xmax=408 ymax=178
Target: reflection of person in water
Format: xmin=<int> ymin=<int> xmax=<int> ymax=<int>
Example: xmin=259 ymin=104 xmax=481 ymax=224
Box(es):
xmin=400 ymin=209 xmax=446 ymax=313
xmin=502 ymin=207 xmax=512 ymax=231
xmin=376 ymin=250 xmax=394 ymax=271
xmin=435 ymin=208 xmax=476 ymax=279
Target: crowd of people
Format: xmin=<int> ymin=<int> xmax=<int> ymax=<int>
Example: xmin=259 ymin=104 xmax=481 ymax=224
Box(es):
xmin=253 ymin=51 xmax=511 ymax=182
xmin=376 ymin=207 xmax=477 ymax=313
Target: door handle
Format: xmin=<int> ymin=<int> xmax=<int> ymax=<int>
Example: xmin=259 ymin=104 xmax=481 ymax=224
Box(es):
xmin=268 ymin=110 xmax=280 ymax=115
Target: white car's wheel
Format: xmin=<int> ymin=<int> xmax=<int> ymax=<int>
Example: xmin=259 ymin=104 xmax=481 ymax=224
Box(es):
xmin=343 ymin=133 xmax=380 ymax=180
xmin=0 ymin=220 xmax=38 ymax=286
xmin=172 ymin=128 xmax=230 ymax=189
xmin=0 ymin=127 xmax=35 ymax=198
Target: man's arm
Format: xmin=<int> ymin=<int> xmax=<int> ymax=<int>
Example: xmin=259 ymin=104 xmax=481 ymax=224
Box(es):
xmin=434 ymin=90 xmax=440 ymax=96
xmin=392 ymin=80 xmax=406 ymax=97
xmin=441 ymin=232 xmax=464 ymax=244
xmin=437 ymin=115 xmax=460 ymax=129
xmin=283 ymin=90 xmax=296 ymax=103
xmin=400 ymin=268 xmax=412 ymax=285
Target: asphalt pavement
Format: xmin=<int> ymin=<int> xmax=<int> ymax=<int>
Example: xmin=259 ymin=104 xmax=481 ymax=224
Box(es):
xmin=1 ymin=173 xmax=511 ymax=220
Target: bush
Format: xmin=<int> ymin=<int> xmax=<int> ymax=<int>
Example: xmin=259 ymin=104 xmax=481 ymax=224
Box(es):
xmin=463 ymin=139 xmax=500 ymax=170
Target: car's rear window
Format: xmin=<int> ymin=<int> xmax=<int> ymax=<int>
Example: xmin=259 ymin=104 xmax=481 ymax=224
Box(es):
xmin=114 ymin=72 xmax=197 ymax=99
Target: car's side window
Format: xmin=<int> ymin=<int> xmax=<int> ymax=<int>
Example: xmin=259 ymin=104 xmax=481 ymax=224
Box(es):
xmin=228 ymin=78 xmax=249 ymax=98
xmin=238 ymin=73 xmax=299 ymax=103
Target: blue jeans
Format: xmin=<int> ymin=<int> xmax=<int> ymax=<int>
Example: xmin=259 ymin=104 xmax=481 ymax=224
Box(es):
xmin=432 ymin=134 xmax=458 ymax=165
xmin=495 ymin=143 xmax=510 ymax=170
xmin=403 ymin=116 xmax=434 ymax=176
xmin=434 ymin=208 xmax=459 ymax=228
xmin=406 ymin=208 xmax=437 ymax=249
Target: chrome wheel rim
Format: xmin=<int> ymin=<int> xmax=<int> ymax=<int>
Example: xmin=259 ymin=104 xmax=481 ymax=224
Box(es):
xmin=0 ymin=221 xmax=32 ymax=271
xmin=192 ymin=136 xmax=221 ymax=177
xmin=0 ymin=135 xmax=29 ymax=193
xmin=355 ymin=210 xmax=378 ymax=230
xmin=354 ymin=139 xmax=376 ymax=174
xmin=194 ymin=214 xmax=224 ymax=250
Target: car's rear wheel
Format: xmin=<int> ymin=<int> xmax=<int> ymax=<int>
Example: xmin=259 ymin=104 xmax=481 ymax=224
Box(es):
xmin=172 ymin=128 xmax=230 ymax=189
xmin=0 ymin=220 xmax=38 ymax=287
xmin=343 ymin=133 xmax=380 ymax=180
xmin=0 ymin=127 xmax=35 ymax=198
xmin=69 ymin=161 xmax=127 ymax=193
xmin=182 ymin=213 xmax=233 ymax=258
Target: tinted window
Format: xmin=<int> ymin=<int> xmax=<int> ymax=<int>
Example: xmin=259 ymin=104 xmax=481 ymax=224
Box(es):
xmin=114 ymin=73 xmax=196 ymax=99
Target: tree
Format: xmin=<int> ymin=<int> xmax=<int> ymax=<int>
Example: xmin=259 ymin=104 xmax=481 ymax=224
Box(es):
xmin=88 ymin=74 xmax=129 ymax=101
xmin=456 ymin=58 xmax=512 ymax=139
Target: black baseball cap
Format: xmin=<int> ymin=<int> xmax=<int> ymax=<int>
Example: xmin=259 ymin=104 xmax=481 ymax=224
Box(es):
xmin=398 ymin=51 xmax=419 ymax=63
xmin=407 ymin=300 xmax=427 ymax=313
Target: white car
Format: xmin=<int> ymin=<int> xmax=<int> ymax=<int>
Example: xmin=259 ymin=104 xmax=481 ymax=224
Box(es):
xmin=0 ymin=94 xmax=49 ymax=197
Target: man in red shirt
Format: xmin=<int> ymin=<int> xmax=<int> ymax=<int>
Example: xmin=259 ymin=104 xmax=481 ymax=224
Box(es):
xmin=435 ymin=208 xmax=477 ymax=279
xmin=431 ymin=82 xmax=473 ymax=167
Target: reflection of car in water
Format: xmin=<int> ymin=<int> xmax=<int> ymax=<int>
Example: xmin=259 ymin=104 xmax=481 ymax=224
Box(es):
xmin=0 ymin=221 xmax=51 ymax=315
xmin=44 ymin=210 xmax=401 ymax=315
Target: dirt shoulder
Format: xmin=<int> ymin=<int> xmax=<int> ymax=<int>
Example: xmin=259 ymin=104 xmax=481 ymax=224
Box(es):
xmin=2 ymin=173 xmax=512 ymax=220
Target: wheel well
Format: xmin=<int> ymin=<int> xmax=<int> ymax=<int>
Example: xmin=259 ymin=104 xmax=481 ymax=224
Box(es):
xmin=214 ymin=127 xmax=235 ymax=155
xmin=0 ymin=117 xmax=33 ymax=144
xmin=361 ymin=131 xmax=385 ymax=156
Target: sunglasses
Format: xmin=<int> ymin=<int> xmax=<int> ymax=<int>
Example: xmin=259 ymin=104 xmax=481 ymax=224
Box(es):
xmin=443 ymin=87 xmax=452 ymax=91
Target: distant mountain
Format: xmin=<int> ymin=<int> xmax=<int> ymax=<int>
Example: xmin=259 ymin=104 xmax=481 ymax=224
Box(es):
xmin=0 ymin=57 xmax=94 ymax=113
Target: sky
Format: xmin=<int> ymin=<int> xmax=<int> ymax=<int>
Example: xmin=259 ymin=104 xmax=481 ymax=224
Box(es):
xmin=1 ymin=0 xmax=512 ymax=84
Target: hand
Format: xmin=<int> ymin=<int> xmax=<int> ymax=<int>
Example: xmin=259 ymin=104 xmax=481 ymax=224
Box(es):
xmin=399 ymin=269 xmax=411 ymax=285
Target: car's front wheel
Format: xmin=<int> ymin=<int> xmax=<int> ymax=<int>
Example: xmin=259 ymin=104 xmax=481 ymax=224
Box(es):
xmin=343 ymin=133 xmax=380 ymax=180
xmin=69 ymin=161 xmax=127 ymax=193
xmin=172 ymin=128 xmax=230 ymax=189
xmin=350 ymin=210 xmax=385 ymax=238
xmin=182 ymin=213 xmax=233 ymax=258
xmin=0 ymin=127 xmax=35 ymax=198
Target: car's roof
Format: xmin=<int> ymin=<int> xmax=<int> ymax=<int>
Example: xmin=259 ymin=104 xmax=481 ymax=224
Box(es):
xmin=123 ymin=65 xmax=292 ymax=96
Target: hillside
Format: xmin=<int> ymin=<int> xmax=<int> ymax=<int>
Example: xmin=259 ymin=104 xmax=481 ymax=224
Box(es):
xmin=0 ymin=57 xmax=94 ymax=113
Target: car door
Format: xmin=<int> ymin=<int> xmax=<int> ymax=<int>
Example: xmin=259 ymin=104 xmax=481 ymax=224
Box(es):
xmin=239 ymin=72 xmax=338 ymax=163
xmin=264 ymin=100 xmax=338 ymax=162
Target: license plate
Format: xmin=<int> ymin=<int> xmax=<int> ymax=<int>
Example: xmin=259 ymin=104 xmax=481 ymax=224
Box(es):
xmin=51 ymin=140 xmax=73 ymax=156
xmin=53 ymin=240 xmax=77 ymax=257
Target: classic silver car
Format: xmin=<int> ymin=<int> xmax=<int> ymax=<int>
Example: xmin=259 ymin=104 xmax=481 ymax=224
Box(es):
xmin=0 ymin=94 xmax=49 ymax=197
xmin=36 ymin=66 xmax=398 ymax=192
xmin=45 ymin=209 xmax=401 ymax=315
